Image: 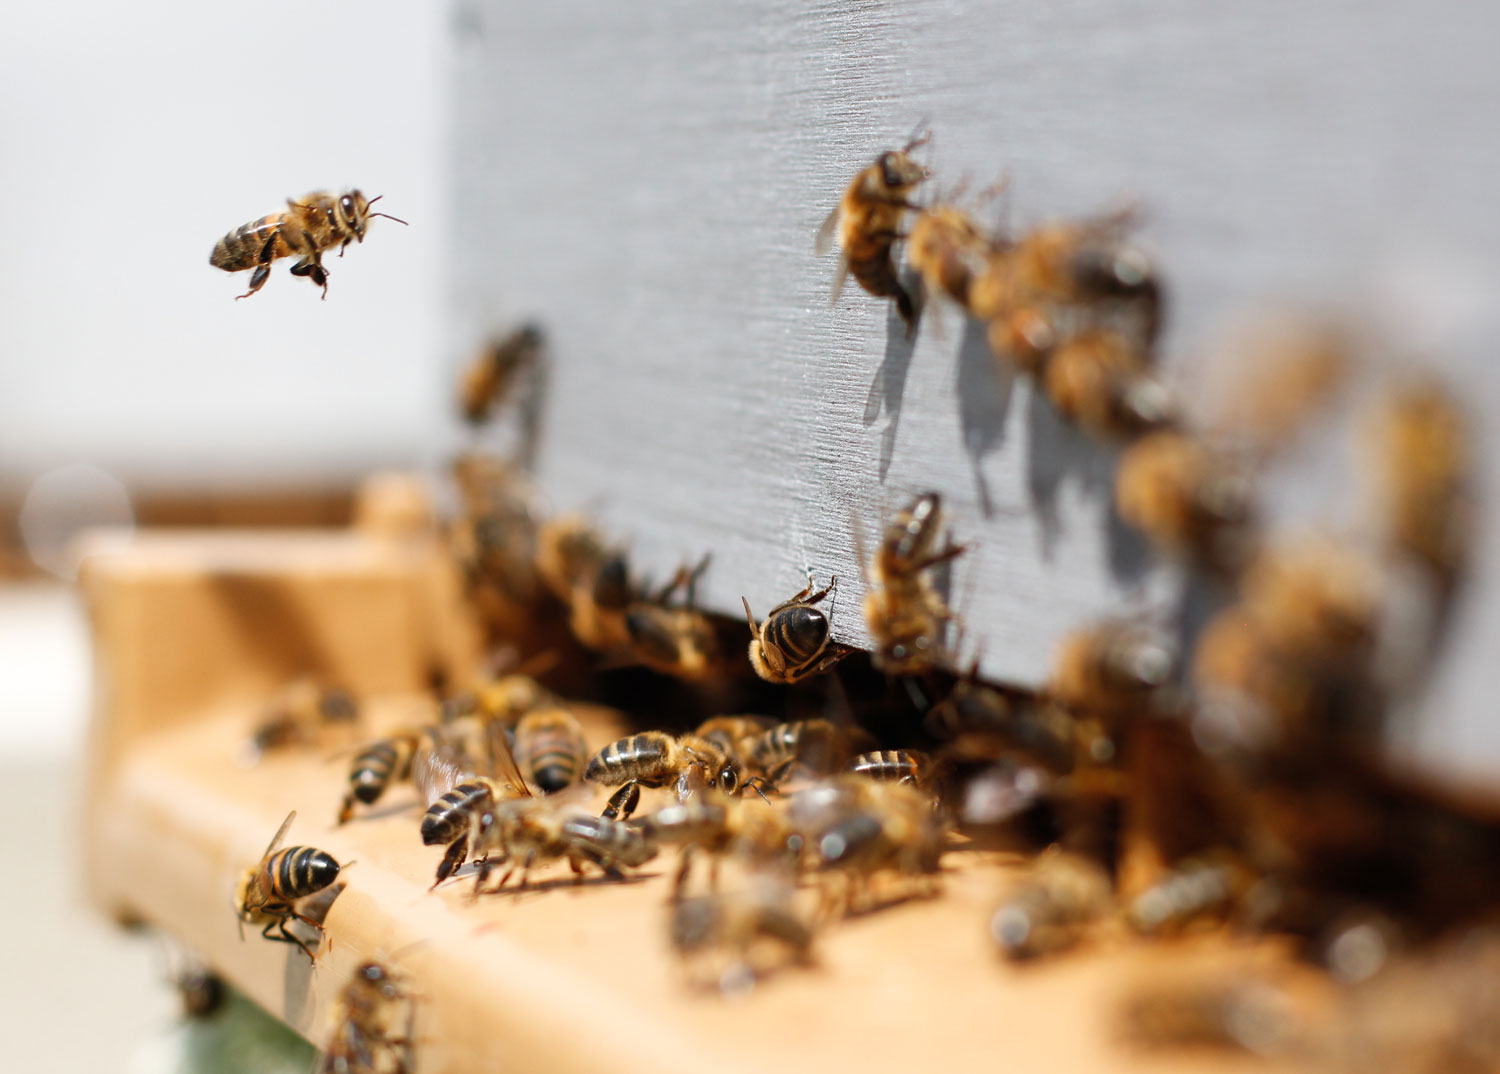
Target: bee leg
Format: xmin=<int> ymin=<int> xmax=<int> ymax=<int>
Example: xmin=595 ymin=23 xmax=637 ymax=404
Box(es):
xmin=289 ymin=254 xmax=330 ymax=300
xmin=432 ymin=837 xmax=469 ymax=888
xmin=337 ymin=793 xmax=355 ymax=825
xmin=602 ymin=782 xmax=641 ymax=821
xmin=673 ymin=846 xmax=696 ymax=897
xmin=742 ymin=776 xmax=773 ymax=803
xmin=264 ymin=918 xmax=318 ymax=962
xmin=235 ymin=264 xmax=272 ymax=300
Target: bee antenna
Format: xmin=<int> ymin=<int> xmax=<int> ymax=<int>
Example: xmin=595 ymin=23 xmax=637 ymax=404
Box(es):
xmin=372 ymin=212 xmax=410 ymax=226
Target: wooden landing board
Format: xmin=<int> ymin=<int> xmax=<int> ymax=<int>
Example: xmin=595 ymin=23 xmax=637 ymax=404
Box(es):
xmin=90 ymin=697 xmax=1300 ymax=1074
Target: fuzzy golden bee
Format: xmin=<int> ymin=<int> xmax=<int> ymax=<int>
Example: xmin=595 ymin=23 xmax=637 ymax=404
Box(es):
xmin=815 ymin=129 xmax=931 ymax=332
xmin=693 ymin=715 xmax=777 ymax=770
xmin=1115 ymin=429 xmax=1257 ymax=569
xmin=743 ymin=573 xmax=855 ymax=685
xmin=1042 ymin=330 xmax=1178 ymax=441
xmin=320 ymin=961 xmax=416 ymax=1074
xmin=234 ymin=811 xmax=343 ymax=962
xmin=670 ymin=875 xmax=815 ymax=989
xmin=458 ymin=323 xmax=545 ymax=427
xmin=861 ymin=492 xmax=968 ymax=675
xmin=1048 ymin=618 xmax=1179 ymax=727
xmin=906 ymin=201 xmax=1002 ymax=315
xmin=634 ymin=796 xmax=794 ymax=895
xmin=534 ymin=515 xmax=635 ymax=652
xmin=210 ymin=189 xmax=406 ymax=299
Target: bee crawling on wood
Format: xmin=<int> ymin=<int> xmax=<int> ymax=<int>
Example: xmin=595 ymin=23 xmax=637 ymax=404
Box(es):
xmin=586 ymin=730 xmax=764 ymax=822
xmin=210 ymin=188 xmax=407 ymax=299
xmin=906 ymin=186 xmax=1007 ymax=316
xmin=234 ymin=811 xmax=344 ymax=962
xmin=320 ymin=960 xmax=417 ymax=1074
xmin=816 ymin=126 xmax=932 ymax=333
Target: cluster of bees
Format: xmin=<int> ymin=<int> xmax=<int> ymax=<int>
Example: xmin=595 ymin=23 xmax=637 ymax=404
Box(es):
xmin=210 ymin=135 xmax=1489 ymax=1071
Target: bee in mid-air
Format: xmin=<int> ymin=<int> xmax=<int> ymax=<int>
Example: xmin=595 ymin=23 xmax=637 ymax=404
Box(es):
xmin=210 ymin=189 xmax=407 ymax=300
xmin=815 ymin=128 xmax=932 ymax=332
xmin=320 ymin=961 xmax=416 ymax=1074
xmin=585 ymin=731 xmax=752 ymax=821
xmin=861 ymin=492 xmax=968 ymax=675
xmin=624 ymin=554 xmax=724 ymax=680
xmin=1115 ymin=429 xmax=1257 ymax=570
xmin=458 ymin=323 xmax=545 ymax=427
xmin=234 ymin=811 xmax=344 ymax=962
xmin=743 ymin=573 xmax=855 ymax=685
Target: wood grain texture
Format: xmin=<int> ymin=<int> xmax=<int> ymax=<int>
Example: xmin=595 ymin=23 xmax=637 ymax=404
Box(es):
xmin=449 ymin=2 xmax=1500 ymax=777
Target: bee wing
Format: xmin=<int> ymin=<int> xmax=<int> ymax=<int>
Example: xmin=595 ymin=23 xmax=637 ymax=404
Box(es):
xmin=484 ymin=717 xmax=539 ymax=799
xmin=827 ymin=258 xmax=850 ymax=308
xmin=412 ymin=744 xmax=474 ymax=807
xmin=814 ymin=203 xmax=841 ymax=257
xmin=261 ymin=810 xmax=297 ymax=859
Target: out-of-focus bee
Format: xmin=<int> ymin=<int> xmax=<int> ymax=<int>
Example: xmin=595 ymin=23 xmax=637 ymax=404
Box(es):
xmin=586 ymin=731 xmax=751 ymax=821
xmin=244 ymin=680 xmax=360 ymax=763
xmin=449 ymin=455 xmax=545 ymax=626
xmin=320 ymin=961 xmax=416 ymax=1074
xmin=1041 ymin=330 xmax=1178 ymax=440
xmin=747 ymin=718 xmax=860 ymax=785
xmin=512 ymin=706 xmax=588 ymax=793
xmin=625 ymin=555 xmax=724 ymax=680
xmin=534 ymin=515 xmax=634 ymax=652
xmin=906 ymin=199 xmax=1003 ymax=315
xmin=925 ymin=673 xmax=1085 ymax=774
xmin=970 ymin=207 xmax=1162 ymax=374
xmin=443 ymin=671 xmax=558 ymax=729
xmin=743 ymin=574 xmax=856 ymax=685
xmin=670 ymin=875 xmax=815 ymax=991
xmin=848 ymin=749 xmax=938 ymax=789
xmin=1117 ymin=975 xmax=1298 ymax=1055
xmin=989 ymin=849 xmax=1114 ymax=961
xmin=1048 ymin=619 xmax=1179 ymax=728
xmin=634 ymin=796 xmax=794 ymax=895
xmin=861 ymin=492 xmax=968 ymax=675
xmin=693 ymin=715 xmax=777 ymax=770
xmin=787 ymin=776 xmax=948 ymax=915
xmin=1125 ymin=853 xmax=1255 ymax=936
xmin=1115 ymin=430 xmax=1257 ymax=570
xmin=815 ymin=128 xmax=932 ymax=332
xmin=234 ymin=811 xmax=343 ymax=962
xmin=210 ymin=189 xmax=406 ymax=300
xmin=469 ymin=799 xmax=659 ymax=894
xmin=458 ymin=323 xmax=545 ymax=427
xmin=1366 ymin=377 xmax=1472 ymax=584
xmin=339 ymin=726 xmax=442 ymax=825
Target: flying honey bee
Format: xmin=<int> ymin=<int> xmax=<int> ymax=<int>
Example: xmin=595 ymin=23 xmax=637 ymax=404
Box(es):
xmin=1048 ymin=619 xmax=1179 ymax=727
xmin=815 ymin=128 xmax=932 ymax=332
xmin=969 ymin=206 xmax=1162 ymax=374
xmin=234 ymin=811 xmax=343 ymax=962
xmin=743 ymin=573 xmax=856 ymax=685
xmin=1041 ymin=330 xmax=1179 ymax=440
xmin=1115 ymin=429 xmax=1257 ymax=570
xmin=210 ymin=189 xmax=407 ymax=299
xmin=625 ymin=555 xmax=723 ymax=680
xmin=585 ymin=731 xmax=753 ymax=821
xmin=989 ymin=849 xmax=1114 ymax=961
xmin=512 ymin=706 xmax=589 ymax=793
xmin=861 ymin=492 xmax=968 ymax=675
xmin=533 ymin=515 xmax=635 ymax=652
xmin=320 ymin=961 xmax=416 ymax=1074
xmin=458 ymin=323 xmax=545 ymax=427
xmin=906 ymin=198 xmax=1004 ymax=315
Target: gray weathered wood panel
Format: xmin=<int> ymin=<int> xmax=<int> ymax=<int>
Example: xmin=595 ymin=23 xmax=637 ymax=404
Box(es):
xmin=449 ymin=1 xmax=1500 ymax=780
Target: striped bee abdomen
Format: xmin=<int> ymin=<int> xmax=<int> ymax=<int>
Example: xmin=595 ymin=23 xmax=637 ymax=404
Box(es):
xmin=765 ymin=606 xmax=830 ymax=668
xmin=268 ymin=845 xmax=341 ymax=900
xmin=209 ymin=216 xmax=283 ymax=271
xmin=848 ymin=749 xmax=930 ymax=785
xmin=421 ymin=780 xmax=496 ymax=846
xmin=585 ymin=733 xmax=671 ymax=786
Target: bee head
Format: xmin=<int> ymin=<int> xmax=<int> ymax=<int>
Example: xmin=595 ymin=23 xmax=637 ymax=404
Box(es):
xmin=878 ymin=149 xmax=929 ymax=192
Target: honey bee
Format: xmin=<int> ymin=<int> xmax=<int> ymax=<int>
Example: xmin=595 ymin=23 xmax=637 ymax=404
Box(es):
xmin=624 ymin=554 xmax=724 ymax=680
xmin=245 ymin=680 xmax=359 ymax=761
xmin=210 ymin=189 xmax=406 ymax=300
xmin=1041 ymin=330 xmax=1179 ymax=440
xmin=634 ymin=796 xmax=794 ymax=895
xmin=534 ymin=515 xmax=634 ymax=652
xmin=338 ymin=726 xmax=440 ymax=825
xmin=512 ymin=706 xmax=589 ymax=793
xmin=746 ymin=718 xmax=859 ymax=785
xmin=444 ymin=671 xmax=558 ymax=729
xmin=458 ymin=323 xmax=545 ymax=427
xmin=1125 ymin=853 xmax=1255 ymax=936
xmin=861 ymin=492 xmax=968 ymax=675
xmin=1115 ymin=430 xmax=1257 ymax=569
xmin=1048 ymin=619 xmax=1179 ymax=727
xmin=585 ymin=731 xmax=750 ymax=821
xmin=319 ymin=960 xmax=416 ymax=1074
xmin=234 ymin=811 xmax=343 ymax=962
xmin=787 ymin=776 xmax=948 ymax=915
xmin=815 ymin=128 xmax=932 ymax=332
xmin=1117 ymin=976 xmax=1297 ymax=1055
xmin=924 ymin=673 xmax=1083 ymax=773
xmin=906 ymin=201 xmax=1003 ymax=315
xmin=969 ymin=207 xmax=1162 ymax=374
xmin=848 ymin=749 xmax=938 ymax=789
xmin=467 ymin=797 xmax=659 ymax=894
xmin=670 ymin=875 xmax=815 ymax=990
xmin=989 ymin=849 xmax=1114 ymax=961
xmin=743 ymin=573 xmax=856 ymax=685
xmin=693 ymin=715 xmax=777 ymax=770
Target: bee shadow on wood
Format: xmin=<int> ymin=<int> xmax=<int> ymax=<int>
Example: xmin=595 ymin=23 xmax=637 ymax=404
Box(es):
xmin=279 ymin=881 xmax=348 ymax=1019
xmin=863 ymin=271 xmax=925 ymax=481
xmin=205 ymin=573 xmax=334 ymax=683
xmin=955 ymin=316 xmax=1016 ymax=519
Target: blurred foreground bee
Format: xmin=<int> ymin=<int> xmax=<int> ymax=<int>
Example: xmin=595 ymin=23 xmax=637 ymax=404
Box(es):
xmin=906 ymin=199 xmax=1002 ymax=315
xmin=234 ymin=811 xmax=343 ymax=962
xmin=861 ymin=492 xmax=968 ymax=675
xmin=1115 ymin=429 xmax=1257 ymax=570
xmin=748 ymin=718 xmax=860 ymax=786
xmin=671 ymin=876 xmax=815 ymax=991
xmin=815 ymin=128 xmax=931 ymax=332
xmin=320 ymin=961 xmax=415 ymax=1074
xmin=586 ymin=731 xmax=753 ymax=821
xmin=1049 ymin=619 xmax=1179 ymax=727
xmin=990 ymin=849 xmax=1114 ymax=961
xmin=1041 ymin=330 xmax=1178 ymax=440
xmin=693 ymin=715 xmax=777 ymax=769
xmin=625 ymin=555 xmax=724 ymax=680
xmin=970 ymin=207 xmax=1161 ymax=373
xmin=210 ymin=189 xmax=407 ymax=300
xmin=743 ymin=574 xmax=855 ymax=685
xmin=245 ymin=680 xmax=359 ymax=763
xmin=635 ymin=796 xmax=794 ymax=895
xmin=534 ymin=515 xmax=634 ymax=652
xmin=458 ymin=323 xmax=545 ymax=426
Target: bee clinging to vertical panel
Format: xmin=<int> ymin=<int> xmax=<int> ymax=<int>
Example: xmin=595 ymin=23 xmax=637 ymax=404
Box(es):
xmin=458 ymin=323 xmax=545 ymax=427
xmin=815 ymin=128 xmax=932 ymax=332
xmin=743 ymin=574 xmax=855 ymax=685
xmin=861 ymin=492 xmax=968 ymax=675
xmin=210 ymin=189 xmax=407 ymax=300
xmin=234 ymin=811 xmax=343 ymax=962
xmin=320 ymin=961 xmax=416 ymax=1074
xmin=1115 ymin=430 xmax=1257 ymax=570
xmin=625 ymin=554 xmax=724 ymax=680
